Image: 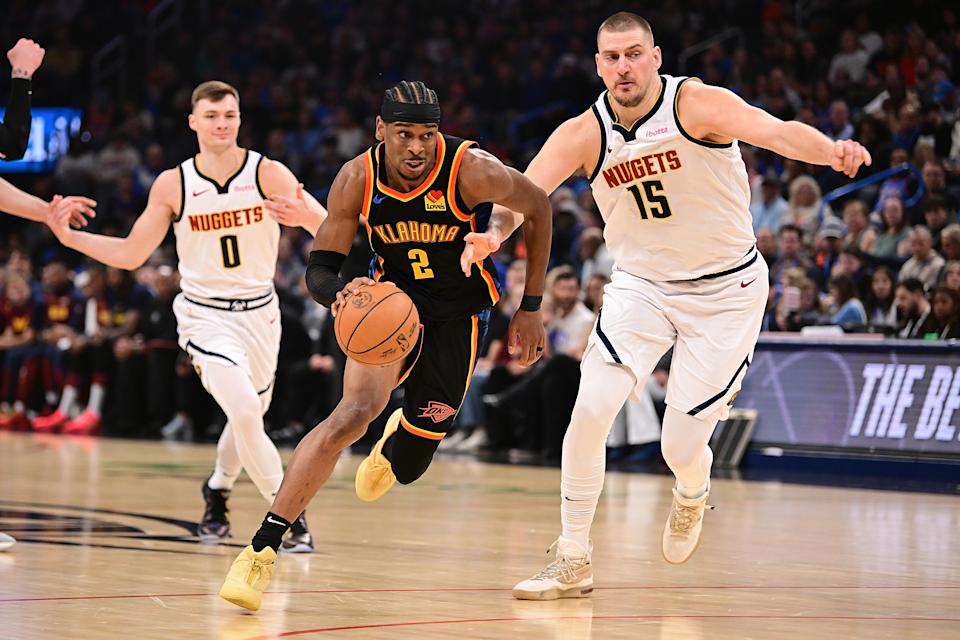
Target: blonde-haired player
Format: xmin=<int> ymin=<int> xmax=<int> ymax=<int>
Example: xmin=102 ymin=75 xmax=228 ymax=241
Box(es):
xmin=48 ymin=81 xmax=327 ymax=552
xmin=466 ymin=12 xmax=871 ymax=598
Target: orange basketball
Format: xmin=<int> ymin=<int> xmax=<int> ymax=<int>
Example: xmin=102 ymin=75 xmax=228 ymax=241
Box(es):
xmin=334 ymin=282 xmax=421 ymax=366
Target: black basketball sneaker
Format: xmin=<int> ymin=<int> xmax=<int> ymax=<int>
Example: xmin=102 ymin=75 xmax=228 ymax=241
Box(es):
xmin=198 ymin=478 xmax=231 ymax=542
xmin=280 ymin=512 xmax=313 ymax=553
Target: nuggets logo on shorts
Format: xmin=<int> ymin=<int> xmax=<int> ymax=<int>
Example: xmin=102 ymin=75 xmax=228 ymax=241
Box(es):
xmin=424 ymin=189 xmax=446 ymax=211
xmin=351 ymin=291 xmax=373 ymax=308
xmin=418 ymin=401 xmax=456 ymax=424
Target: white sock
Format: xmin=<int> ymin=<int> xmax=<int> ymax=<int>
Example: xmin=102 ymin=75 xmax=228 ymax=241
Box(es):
xmin=87 ymin=383 xmax=106 ymax=417
xmin=203 ymin=361 xmax=283 ymax=501
xmin=560 ymin=348 xmax=636 ymax=550
xmin=58 ymin=385 xmax=77 ymax=415
xmin=661 ymin=406 xmax=718 ymax=499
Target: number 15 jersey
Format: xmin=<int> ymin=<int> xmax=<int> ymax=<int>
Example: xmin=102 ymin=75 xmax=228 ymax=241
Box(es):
xmin=588 ymin=74 xmax=755 ymax=282
xmin=173 ymin=150 xmax=280 ymax=299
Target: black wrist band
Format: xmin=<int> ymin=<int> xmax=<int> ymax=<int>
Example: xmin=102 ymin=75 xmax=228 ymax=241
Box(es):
xmin=519 ymin=295 xmax=542 ymax=312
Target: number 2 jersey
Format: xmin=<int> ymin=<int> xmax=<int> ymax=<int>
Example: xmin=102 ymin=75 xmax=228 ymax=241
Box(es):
xmin=172 ymin=150 xmax=280 ymax=300
xmin=588 ymin=74 xmax=756 ymax=281
xmin=360 ymin=134 xmax=501 ymax=321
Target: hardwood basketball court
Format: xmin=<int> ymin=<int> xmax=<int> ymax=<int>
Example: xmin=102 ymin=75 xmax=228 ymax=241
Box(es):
xmin=0 ymin=432 xmax=956 ymax=639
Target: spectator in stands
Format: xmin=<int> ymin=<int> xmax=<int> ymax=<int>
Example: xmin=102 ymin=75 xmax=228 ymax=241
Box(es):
xmin=865 ymin=266 xmax=899 ymax=330
xmin=824 ymin=99 xmax=854 ymax=140
xmin=577 ymin=227 xmax=613 ymax=283
xmin=876 ymin=148 xmax=911 ymax=206
xmin=833 ymin=245 xmax=871 ymax=299
xmin=828 ymin=274 xmax=867 ymax=327
xmin=756 ymin=227 xmax=778 ymax=267
xmin=0 ymin=274 xmax=40 ymax=430
xmin=486 ymin=267 xmax=595 ymax=462
xmin=900 ymin=226 xmax=945 ymax=291
xmin=896 ymin=277 xmax=932 ymax=338
xmin=583 ymin=273 xmax=608 ymax=314
xmin=829 ymin=29 xmax=870 ymax=85
xmin=786 ymin=175 xmax=823 ymax=240
xmin=920 ymin=160 xmax=959 ymax=212
xmin=770 ymin=224 xmax=809 ymax=284
xmin=871 ymin=196 xmax=913 ymax=260
xmin=751 ymin=172 xmax=788 ymax=233
xmin=808 ymin=216 xmax=846 ymax=291
xmin=940 ymin=225 xmax=960 ymax=263
xmin=923 ymin=196 xmax=957 ymax=254
xmin=941 ymin=261 xmax=960 ymax=292
xmin=917 ymin=287 xmax=960 ymax=339
xmin=841 ymin=199 xmax=876 ymax=254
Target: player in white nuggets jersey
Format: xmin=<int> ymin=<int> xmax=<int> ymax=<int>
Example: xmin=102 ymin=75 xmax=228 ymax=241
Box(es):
xmin=462 ymin=12 xmax=871 ymax=599
xmin=48 ymin=81 xmax=327 ymax=552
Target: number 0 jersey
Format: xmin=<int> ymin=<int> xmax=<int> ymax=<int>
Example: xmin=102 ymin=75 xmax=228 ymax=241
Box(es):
xmin=173 ymin=150 xmax=280 ymax=300
xmin=361 ymin=134 xmax=501 ymax=321
xmin=588 ymin=74 xmax=756 ymax=281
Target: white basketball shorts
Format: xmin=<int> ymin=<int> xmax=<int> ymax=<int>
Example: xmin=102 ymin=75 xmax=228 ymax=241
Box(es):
xmin=172 ymin=291 xmax=281 ymax=402
xmin=588 ymin=249 xmax=769 ymax=421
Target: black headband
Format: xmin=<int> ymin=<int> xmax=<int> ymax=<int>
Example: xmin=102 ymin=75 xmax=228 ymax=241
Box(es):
xmin=380 ymin=99 xmax=441 ymax=124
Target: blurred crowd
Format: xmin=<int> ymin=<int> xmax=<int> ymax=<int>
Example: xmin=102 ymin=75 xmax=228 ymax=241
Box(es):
xmin=0 ymin=1 xmax=958 ymax=462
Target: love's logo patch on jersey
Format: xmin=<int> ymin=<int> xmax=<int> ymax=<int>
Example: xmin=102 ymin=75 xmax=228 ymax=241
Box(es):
xmin=424 ymin=190 xmax=446 ymax=211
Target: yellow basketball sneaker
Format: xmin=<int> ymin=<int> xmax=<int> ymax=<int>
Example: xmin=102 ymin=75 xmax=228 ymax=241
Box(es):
xmin=661 ymin=482 xmax=713 ymax=564
xmin=512 ymin=537 xmax=593 ymax=600
xmin=218 ymin=545 xmax=277 ymax=611
xmin=355 ymin=408 xmax=400 ymax=502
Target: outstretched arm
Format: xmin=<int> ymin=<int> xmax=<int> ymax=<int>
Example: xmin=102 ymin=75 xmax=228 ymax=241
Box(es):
xmin=484 ymin=112 xmax=600 ymax=241
xmin=47 ymin=169 xmax=177 ymax=270
xmin=458 ymin=148 xmax=552 ymax=365
xmin=258 ymin=158 xmax=328 ymax=235
xmin=0 ymin=178 xmax=95 ymax=225
xmin=678 ymin=81 xmax=871 ymax=178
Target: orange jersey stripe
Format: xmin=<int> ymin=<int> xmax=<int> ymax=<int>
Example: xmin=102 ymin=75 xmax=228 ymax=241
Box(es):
xmin=361 ymin=150 xmax=375 ymax=219
xmin=461 ymin=314 xmax=480 ymax=405
xmin=480 ymin=267 xmax=500 ymax=305
xmin=400 ymin=413 xmax=445 ymax=440
xmin=375 ymin=136 xmax=447 ymax=202
xmin=447 ymin=140 xmax=475 ymax=222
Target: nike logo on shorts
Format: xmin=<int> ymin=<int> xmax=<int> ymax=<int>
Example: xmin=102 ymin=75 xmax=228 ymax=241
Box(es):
xmin=740 ymin=278 xmax=757 ymax=288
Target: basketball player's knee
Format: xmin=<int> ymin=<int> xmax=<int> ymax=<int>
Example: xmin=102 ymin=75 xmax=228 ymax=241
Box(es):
xmin=322 ymin=400 xmax=380 ymax=447
xmin=224 ymin=393 xmax=262 ymax=428
xmin=569 ymin=401 xmax=616 ymax=432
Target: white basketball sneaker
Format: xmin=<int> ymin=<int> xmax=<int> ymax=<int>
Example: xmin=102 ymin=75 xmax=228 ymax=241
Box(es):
xmin=0 ymin=533 xmax=15 ymax=551
xmin=512 ymin=537 xmax=593 ymax=600
xmin=661 ymin=482 xmax=713 ymax=564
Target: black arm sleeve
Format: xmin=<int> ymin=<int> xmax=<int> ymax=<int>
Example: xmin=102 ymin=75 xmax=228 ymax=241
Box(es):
xmin=0 ymin=79 xmax=32 ymax=160
xmin=305 ymin=250 xmax=348 ymax=308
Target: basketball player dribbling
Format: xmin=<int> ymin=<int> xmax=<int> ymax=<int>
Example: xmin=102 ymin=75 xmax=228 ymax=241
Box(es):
xmin=47 ymin=81 xmax=327 ymax=553
xmin=218 ymin=80 xmax=552 ymax=611
xmin=474 ymin=12 xmax=870 ymax=598
xmin=0 ymin=36 xmax=96 ymax=553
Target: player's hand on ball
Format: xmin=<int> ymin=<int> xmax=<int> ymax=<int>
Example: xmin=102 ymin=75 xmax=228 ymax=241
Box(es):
xmin=508 ymin=309 xmax=546 ymax=367
xmin=830 ymin=140 xmax=872 ymax=178
xmin=460 ymin=232 xmax=500 ymax=276
xmin=331 ymin=277 xmax=375 ymax=317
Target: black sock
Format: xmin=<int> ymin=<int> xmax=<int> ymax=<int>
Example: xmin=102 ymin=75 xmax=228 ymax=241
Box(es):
xmin=251 ymin=512 xmax=290 ymax=552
